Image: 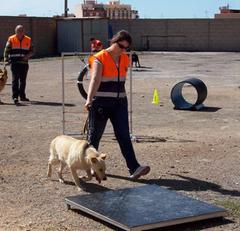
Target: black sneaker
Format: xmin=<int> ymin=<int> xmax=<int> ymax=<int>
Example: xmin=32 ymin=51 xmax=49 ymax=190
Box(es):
xmin=13 ymin=98 xmax=19 ymax=105
xmin=20 ymin=97 xmax=30 ymax=101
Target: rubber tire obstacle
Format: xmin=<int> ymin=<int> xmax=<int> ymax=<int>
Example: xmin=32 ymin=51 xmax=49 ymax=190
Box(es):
xmin=77 ymin=64 xmax=89 ymax=100
xmin=77 ymin=64 xmax=89 ymax=134
xmin=171 ymin=78 xmax=208 ymax=110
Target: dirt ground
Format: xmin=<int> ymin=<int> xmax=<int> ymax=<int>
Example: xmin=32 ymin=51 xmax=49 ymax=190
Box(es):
xmin=0 ymin=52 xmax=240 ymax=231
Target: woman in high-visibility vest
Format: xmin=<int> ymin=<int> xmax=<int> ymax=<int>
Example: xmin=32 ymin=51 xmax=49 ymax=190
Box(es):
xmin=85 ymin=30 xmax=150 ymax=179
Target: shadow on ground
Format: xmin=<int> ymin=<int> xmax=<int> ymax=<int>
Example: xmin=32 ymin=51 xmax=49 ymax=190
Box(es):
xmin=107 ymin=173 xmax=240 ymax=197
xmin=174 ymin=106 xmax=222 ymax=112
xmin=63 ymin=180 xmax=111 ymax=193
xmin=198 ymin=106 xmax=222 ymax=112
xmin=30 ymin=100 xmax=75 ymax=107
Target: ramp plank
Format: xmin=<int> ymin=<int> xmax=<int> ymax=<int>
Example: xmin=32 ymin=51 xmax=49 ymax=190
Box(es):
xmin=65 ymin=185 xmax=226 ymax=231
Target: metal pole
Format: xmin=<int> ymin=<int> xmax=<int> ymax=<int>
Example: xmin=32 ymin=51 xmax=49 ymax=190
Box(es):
xmin=61 ymin=53 xmax=66 ymax=134
xmin=129 ymin=52 xmax=133 ymax=136
xmin=64 ymin=0 xmax=68 ymax=17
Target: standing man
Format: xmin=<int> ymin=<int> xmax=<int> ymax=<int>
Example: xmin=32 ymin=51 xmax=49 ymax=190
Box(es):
xmin=88 ymin=37 xmax=103 ymax=69
xmin=90 ymin=37 xmax=103 ymax=53
xmin=4 ymin=25 xmax=33 ymax=104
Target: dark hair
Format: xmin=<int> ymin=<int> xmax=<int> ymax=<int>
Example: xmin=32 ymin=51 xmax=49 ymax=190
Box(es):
xmin=90 ymin=37 xmax=95 ymax=41
xmin=111 ymin=30 xmax=132 ymax=46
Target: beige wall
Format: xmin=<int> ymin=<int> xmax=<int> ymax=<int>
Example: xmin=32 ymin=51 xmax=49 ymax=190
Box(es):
xmin=0 ymin=16 xmax=57 ymax=59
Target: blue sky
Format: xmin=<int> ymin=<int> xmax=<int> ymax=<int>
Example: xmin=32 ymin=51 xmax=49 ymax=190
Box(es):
xmin=0 ymin=0 xmax=240 ymax=18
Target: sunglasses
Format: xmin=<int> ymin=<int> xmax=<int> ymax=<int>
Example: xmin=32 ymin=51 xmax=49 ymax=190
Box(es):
xmin=117 ymin=42 xmax=129 ymax=50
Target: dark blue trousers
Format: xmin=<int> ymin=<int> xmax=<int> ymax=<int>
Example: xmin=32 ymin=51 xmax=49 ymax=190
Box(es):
xmin=88 ymin=97 xmax=140 ymax=174
xmin=11 ymin=63 xmax=29 ymax=99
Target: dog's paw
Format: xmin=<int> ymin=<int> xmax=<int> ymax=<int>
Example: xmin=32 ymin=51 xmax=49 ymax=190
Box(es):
xmin=59 ymin=179 xmax=64 ymax=183
xmin=91 ymin=171 xmax=101 ymax=183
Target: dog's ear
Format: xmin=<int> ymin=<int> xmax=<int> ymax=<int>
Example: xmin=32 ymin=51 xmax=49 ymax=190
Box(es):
xmin=100 ymin=153 xmax=106 ymax=160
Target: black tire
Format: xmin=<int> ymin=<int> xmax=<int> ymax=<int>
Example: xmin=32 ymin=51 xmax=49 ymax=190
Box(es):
xmin=77 ymin=64 xmax=89 ymax=100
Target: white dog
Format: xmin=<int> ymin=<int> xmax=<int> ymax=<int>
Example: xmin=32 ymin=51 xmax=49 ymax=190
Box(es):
xmin=47 ymin=135 xmax=107 ymax=190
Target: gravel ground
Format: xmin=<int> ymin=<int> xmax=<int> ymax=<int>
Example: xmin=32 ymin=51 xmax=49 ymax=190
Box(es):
xmin=0 ymin=52 xmax=240 ymax=231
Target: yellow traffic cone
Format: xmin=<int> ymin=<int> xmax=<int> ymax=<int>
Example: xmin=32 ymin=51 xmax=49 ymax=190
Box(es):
xmin=152 ymin=88 xmax=159 ymax=105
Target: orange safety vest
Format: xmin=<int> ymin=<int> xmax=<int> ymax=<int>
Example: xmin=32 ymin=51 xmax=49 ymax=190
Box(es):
xmin=8 ymin=34 xmax=31 ymax=62
xmin=94 ymin=49 xmax=129 ymax=98
xmin=88 ymin=55 xmax=95 ymax=69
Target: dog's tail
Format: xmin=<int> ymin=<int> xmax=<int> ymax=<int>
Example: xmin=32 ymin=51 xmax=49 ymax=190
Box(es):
xmin=49 ymin=138 xmax=59 ymax=162
xmin=47 ymin=138 xmax=59 ymax=177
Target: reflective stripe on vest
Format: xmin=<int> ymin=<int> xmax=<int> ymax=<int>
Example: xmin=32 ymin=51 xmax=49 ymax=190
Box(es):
xmin=94 ymin=49 xmax=129 ymax=98
xmin=9 ymin=54 xmax=25 ymax=57
xmin=95 ymin=92 xmax=127 ymax=97
xmin=8 ymin=35 xmax=31 ymax=61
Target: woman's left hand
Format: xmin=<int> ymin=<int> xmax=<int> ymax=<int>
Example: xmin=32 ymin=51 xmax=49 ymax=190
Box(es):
xmin=84 ymin=100 xmax=92 ymax=111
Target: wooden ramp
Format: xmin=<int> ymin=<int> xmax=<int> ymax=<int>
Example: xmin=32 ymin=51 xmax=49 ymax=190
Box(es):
xmin=65 ymin=184 xmax=226 ymax=231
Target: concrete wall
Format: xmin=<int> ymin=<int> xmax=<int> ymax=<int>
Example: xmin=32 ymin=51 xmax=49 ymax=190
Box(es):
xmin=82 ymin=19 xmax=109 ymax=52
xmin=109 ymin=19 xmax=240 ymax=51
xmin=0 ymin=16 xmax=57 ymax=59
xmin=57 ymin=18 xmax=109 ymax=53
xmin=0 ymin=17 xmax=240 ymax=57
xmin=57 ymin=19 xmax=83 ymax=53
xmin=209 ymin=19 xmax=240 ymax=51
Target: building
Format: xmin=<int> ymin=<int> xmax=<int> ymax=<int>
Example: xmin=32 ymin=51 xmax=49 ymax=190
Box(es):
xmin=105 ymin=1 xmax=138 ymax=19
xmin=74 ymin=0 xmax=139 ymax=19
xmin=215 ymin=5 xmax=240 ymax=19
xmin=75 ymin=0 xmax=106 ymax=18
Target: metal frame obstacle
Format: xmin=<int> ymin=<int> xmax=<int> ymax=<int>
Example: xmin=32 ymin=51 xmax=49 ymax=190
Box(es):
xmin=61 ymin=52 xmax=134 ymax=137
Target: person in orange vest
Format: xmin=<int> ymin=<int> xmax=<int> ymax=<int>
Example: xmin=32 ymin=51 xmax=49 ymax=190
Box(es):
xmin=90 ymin=37 xmax=103 ymax=53
xmin=4 ymin=25 xmax=33 ymax=105
xmin=85 ymin=30 xmax=150 ymax=179
xmin=88 ymin=38 xmax=103 ymax=70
